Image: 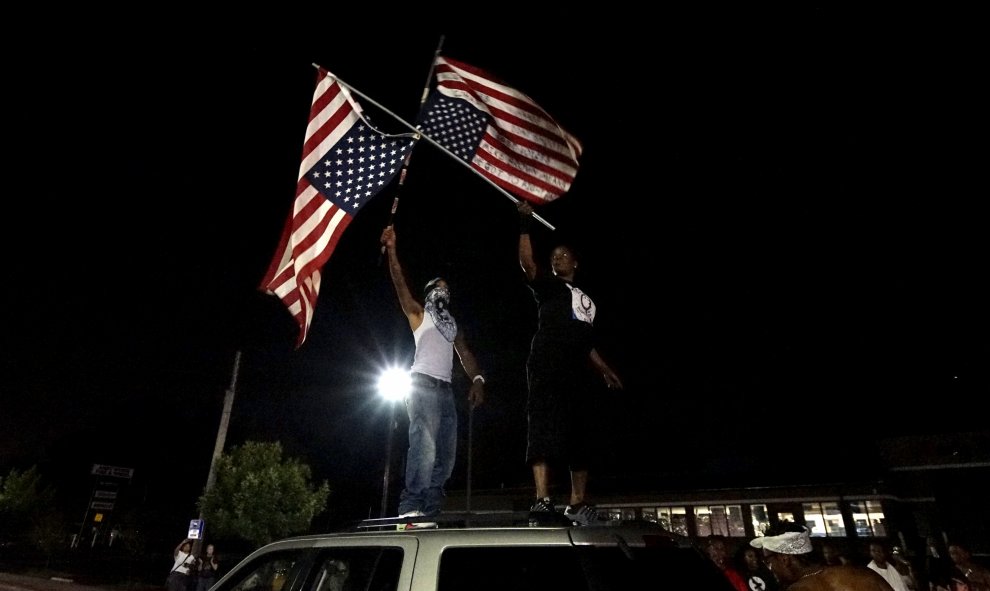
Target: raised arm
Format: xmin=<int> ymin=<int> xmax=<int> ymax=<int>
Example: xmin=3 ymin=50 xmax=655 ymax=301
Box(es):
xmin=380 ymin=225 xmax=424 ymax=330
xmin=517 ymin=202 xmax=538 ymax=282
xmin=174 ymin=539 xmax=189 ymax=558
xmin=453 ymin=331 xmax=485 ymax=409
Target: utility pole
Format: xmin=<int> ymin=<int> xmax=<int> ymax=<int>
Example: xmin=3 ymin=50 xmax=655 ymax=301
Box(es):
xmin=193 ymin=350 xmax=241 ymax=555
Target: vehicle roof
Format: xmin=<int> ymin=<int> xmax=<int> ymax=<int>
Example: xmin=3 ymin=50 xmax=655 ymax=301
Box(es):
xmin=255 ymin=519 xmax=689 ymax=550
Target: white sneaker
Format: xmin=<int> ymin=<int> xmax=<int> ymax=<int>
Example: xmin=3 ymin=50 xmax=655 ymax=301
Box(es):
xmin=564 ymin=503 xmax=608 ymax=526
xmin=397 ymin=510 xmax=437 ymax=530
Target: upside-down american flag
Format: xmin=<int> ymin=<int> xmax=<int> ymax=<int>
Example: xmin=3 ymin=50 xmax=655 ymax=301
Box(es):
xmin=260 ymin=68 xmax=418 ymax=346
xmin=416 ymin=56 xmax=582 ymax=204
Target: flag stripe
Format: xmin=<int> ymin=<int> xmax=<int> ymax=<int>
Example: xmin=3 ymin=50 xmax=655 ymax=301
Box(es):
xmin=482 ymin=126 xmax=577 ymax=181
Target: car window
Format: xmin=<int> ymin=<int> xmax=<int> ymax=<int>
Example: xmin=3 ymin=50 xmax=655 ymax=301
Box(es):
xmin=437 ymin=545 xmax=736 ymax=591
xmin=224 ymin=550 xmax=306 ymax=591
xmin=304 ymin=547 xmax=403 ymax=591
xmin=438 ymin=546 xmax=589 ymax=591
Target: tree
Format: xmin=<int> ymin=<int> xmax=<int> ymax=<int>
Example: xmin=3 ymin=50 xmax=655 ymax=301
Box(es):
xmin=0 ymin=466 xmax=64 ymax=555
xmin=198 ymin=441 xmax=330 ymax=547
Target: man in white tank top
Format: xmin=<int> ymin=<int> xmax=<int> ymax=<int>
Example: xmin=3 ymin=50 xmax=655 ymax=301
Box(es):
xmin=381 ymin=225 xmax=485 ymax=521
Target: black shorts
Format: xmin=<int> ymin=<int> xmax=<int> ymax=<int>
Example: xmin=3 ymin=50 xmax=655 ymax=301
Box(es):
xmin=525 ymin=361 xmax=594 ymax=471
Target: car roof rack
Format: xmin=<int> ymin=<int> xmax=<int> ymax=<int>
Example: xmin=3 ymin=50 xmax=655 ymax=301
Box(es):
xmin=347 ymin=511 xmax=686 ymax=534
xmin=350 ymin=510 xmax=549 ymax=531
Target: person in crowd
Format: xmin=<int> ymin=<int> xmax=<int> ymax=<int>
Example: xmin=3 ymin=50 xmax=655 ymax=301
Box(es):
xmin=380 ymin=225 xmax=485 ymax=523
xmin=740 ymin=544 xmax=780 ymax=591
xmin=517 ymin=201 xmax=623 ymax=526
xmin=752 ymin=523 xmax=894 ymax=590
xmin=891 ymin=546 xmax=921 ymax=591
xmin=868 ymin=541 xmax=911 ymax=591
xmin=948 ymin=540 xmax=990 ymax=591
xmin=925 ymin=535 xmax=956 ymax=591
xmin=196 ymin=543 xmax=220 ymax=591
xmin=167 ymin=539 xmax=197 ymax=591
xmin=820 ymin=542 xmax=850 ymax=567
xmin=705 ymin=535 xmax=747 ymax=591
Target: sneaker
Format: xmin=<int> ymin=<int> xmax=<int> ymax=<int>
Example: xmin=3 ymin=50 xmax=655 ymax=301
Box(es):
xmin=564 ymin=502 xmax=608 ymax=526
xmin=397 ymin=510 xmax=437 ymax=530
xmin=528 ymin=497 xmax=561 ymax=526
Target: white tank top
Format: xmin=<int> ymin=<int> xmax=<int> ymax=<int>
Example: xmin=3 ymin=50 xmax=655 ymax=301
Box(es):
xmin=410 ymin=310 xmax=455 ymax=381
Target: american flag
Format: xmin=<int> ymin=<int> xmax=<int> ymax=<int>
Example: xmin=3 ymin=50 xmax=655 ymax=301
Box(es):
xmin=260 ymin=68 xmax=418 ymax=347
xmin=416 ymin=56 xmax=582 ymax=204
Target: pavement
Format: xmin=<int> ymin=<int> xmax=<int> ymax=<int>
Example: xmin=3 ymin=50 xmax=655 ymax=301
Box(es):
xmin=0 ymin=573 xmax=157 ymax=591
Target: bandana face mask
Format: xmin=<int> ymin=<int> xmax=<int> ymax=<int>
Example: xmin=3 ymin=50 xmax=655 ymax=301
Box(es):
xmin=426 ymin=286 xmax=450 ymax=311
xmin=425 ymin=286 xmax=456 ymax=342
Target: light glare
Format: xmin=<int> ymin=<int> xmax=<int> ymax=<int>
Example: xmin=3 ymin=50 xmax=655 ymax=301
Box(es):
xmin=377 ymin=368 xmax=411 ymax=402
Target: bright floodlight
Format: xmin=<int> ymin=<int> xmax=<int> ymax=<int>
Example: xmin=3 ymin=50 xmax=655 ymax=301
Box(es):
xmin=377 ymin=367 xmax=412 ymax=402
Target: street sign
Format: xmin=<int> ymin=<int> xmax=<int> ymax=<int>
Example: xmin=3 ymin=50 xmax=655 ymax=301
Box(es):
xmin=91 ymin=501 xmax=115 ymax=510
xmin=188 ymin=519 xmax=205 ymax=540
xmin=91 ymin=464 xmax=134 ymax=479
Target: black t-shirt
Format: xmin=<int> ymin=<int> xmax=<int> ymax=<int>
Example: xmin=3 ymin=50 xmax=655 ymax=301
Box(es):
xmin=528 ymin=275 xmax=596 ymax=367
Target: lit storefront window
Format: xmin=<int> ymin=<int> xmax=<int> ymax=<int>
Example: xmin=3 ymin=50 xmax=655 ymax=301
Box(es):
xmin=849 ymin=500 xmax=886 ymax=537
xmin=751 ymin=504 xmax=770 ymax=537
xmin=803 ymin=502 xmax=847 ymax=537
xmin=670 ymin=507 xmax=689 ymax=537
xmin=694 ymin=505 xmax=746 ymax=537
xmin=639 ymin=507 xmax=678 ymax=534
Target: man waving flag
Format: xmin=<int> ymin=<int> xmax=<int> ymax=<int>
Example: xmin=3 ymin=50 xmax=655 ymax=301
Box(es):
xmin=261 ymin=67 xmax=418 ymax=347
xmin=416 ymin=56 xmax=582 ymax=204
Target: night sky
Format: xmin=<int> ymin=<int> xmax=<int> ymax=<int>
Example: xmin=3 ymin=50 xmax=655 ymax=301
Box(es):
xmin=3 ymin=11 xmax=985 ymax=533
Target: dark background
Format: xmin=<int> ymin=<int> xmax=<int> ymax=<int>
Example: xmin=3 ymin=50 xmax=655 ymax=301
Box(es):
xmin=2 ymin=10 xmax=985 ymax=539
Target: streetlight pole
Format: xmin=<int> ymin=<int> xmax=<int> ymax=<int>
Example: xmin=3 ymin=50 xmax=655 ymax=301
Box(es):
xmin=380 ymin=401 xmax=399 ymax=518
xmin=376 ymin=367 xmax=411 ymax=518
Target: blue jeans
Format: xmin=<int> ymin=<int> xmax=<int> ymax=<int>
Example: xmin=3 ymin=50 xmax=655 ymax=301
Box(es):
xmin=397 ymin=374 xmax=457 ymax=515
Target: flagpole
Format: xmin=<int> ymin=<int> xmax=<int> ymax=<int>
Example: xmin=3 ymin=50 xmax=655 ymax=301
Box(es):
xmin=312 ymin=63 xmax=556 ymax=232
xmin=378 ymin=35 xmax=447 ymax=264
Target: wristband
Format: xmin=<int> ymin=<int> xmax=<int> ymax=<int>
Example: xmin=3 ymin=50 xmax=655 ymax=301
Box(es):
xmin=472 ymin=375 xmax=485 ymax=384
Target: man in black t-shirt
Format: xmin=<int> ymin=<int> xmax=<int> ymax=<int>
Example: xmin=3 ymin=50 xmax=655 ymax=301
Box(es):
xmin=517 ymin=201 xmax=623 ymax=527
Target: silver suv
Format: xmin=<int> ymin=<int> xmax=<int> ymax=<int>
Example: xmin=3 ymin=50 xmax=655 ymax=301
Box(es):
xmin=213 ymin=516 xmax=736 ymax=591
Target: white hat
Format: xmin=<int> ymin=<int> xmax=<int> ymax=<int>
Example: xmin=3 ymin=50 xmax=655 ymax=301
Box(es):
xmin=750 ymin=527 xmax=812 ymax=555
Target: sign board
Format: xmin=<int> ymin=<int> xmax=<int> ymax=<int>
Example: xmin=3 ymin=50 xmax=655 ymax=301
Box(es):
xmin=91 ymin=464 xmax=135 ymax=479
xmin=92 ymin=464 xmax=134 ymax=480
xmin=94 ymin=490 xmax=118 ymax=499
xmin=91 ymin=501 xmax=115 ymax=510
xmin=188 ymin=519 xmax=205 ymax=540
